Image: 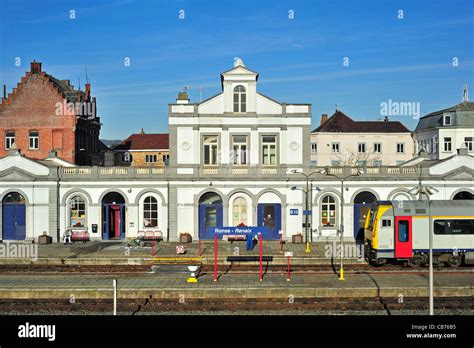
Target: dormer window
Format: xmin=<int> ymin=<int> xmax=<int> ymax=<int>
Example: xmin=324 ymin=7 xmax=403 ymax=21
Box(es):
xmin=444 ymin=114 xmax=451 ymax=126
xmin=233 ymin=85 xmax=246 ymax=113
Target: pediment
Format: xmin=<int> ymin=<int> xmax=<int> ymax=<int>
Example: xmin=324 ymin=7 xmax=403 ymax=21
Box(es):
xmin=0 ymin=167 xmax=37 ymax=181
xmin=442 ymin=167 xmax=474 ymax=180
xmin=0 ymin=155 xmax=50 ymax=176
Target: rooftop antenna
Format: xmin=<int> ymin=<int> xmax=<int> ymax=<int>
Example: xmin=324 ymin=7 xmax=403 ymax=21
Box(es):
xmin=462 ymin=83 xmax=469 ymax=102
xmin=335 ymin=104 xmax=338 ymax=112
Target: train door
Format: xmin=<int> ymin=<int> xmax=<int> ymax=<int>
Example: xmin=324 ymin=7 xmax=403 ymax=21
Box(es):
xmin=394 ymin=216 xmax=412 ymax=258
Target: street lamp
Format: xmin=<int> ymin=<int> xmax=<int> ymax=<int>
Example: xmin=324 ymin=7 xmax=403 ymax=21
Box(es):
xmin=409 ymin=178 xmax=439 ymax=315
xmin=320 ymin=168 xmax=364 ymax=281
xmin=290 ymin=169 xmax=319 ymax=253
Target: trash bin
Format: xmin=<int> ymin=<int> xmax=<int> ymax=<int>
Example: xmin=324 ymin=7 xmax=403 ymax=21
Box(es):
xmin=38 ymin=233 xmax=52 ymax=244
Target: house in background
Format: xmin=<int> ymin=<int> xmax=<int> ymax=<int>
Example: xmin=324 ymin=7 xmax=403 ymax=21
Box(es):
xmin=414 ymin=89 xmax=473 ymax=160
xmin=114 ymin=130 xmax=169 ymax=167
xmin=310 ymin=110 xmax=414 ymax=167
xmin=0 ymin=61 xmax=101 ymax=166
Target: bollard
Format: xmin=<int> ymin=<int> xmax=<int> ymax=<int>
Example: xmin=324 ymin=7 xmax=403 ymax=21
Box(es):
xmin=259 ymin=234 xmax=263 ymax=282
xmin=113 ymin=279 xmax=117 ymax=315
xmin=213 ymin=234 xmax=218 ymax=282
xmin=287 ymin=256 xmax=291 ymax=282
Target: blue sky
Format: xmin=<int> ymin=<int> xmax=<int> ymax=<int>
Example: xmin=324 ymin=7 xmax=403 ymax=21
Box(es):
xmin=1 ymin=0 xmax=473 ymax=139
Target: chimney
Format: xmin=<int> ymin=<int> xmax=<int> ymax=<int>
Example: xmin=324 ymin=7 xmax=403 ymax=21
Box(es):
xmin=176 ymin=87 xmax=189 ymax=104
xmin=140 ymin=128 xmax=145 ymax=135
xmin=320 ymin=114 xmax=328 ymax=125
xmin=85 ymin=83 xmax=91 ymax=98
xmin=3 ymin=84 xmax=6 ymax=100
xmin=31 ymin=61 xmax=42 ymax=74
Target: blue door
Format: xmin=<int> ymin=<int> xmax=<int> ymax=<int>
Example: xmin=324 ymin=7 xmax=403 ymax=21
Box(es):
xmin=198 ymin=204 xmax=223 ymax=240
xmin=257 ymin=203 xmax=281 ymax=240
xmin=2 ymin=204 xmax=26 ymax=240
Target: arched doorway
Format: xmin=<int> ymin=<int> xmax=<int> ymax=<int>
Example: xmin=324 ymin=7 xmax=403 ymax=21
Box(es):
xmin=257 ymin=191 xmax=282 ymax=240
xmin=198 ymin=192 xmax=223 ymax=240
xmin=353 ymin=191 xmax=377 ymax=241
xmin=453 ymin=191 xmax=473 ymax=200
xmin=101 ymin=192 xmax=126 ymax=240
xmin=2 ymin=192 xmax=26 ymax=240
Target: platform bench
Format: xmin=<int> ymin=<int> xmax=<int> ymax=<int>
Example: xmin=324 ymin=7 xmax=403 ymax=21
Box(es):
xmin=70 ymin=231 xmax=90 ymax=243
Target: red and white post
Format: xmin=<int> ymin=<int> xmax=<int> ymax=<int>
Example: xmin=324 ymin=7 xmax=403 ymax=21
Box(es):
xmin=259 ymin=234 xmax=263 ymax=282
xmin=213 ymin=234 xmax=218 ymax=282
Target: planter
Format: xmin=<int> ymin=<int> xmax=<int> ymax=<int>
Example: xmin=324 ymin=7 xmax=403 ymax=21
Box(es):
xmin=180 ymin=233 xmax=192 ymax=243
xmin=292 ymin=234 xmax=304 ymax=244
xmin=38 ymin=234 xmax=52 ymax=244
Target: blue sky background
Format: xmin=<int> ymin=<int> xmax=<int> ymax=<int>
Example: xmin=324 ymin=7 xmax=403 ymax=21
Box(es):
xmin=1 ymin=0 xmax=473 ymax=139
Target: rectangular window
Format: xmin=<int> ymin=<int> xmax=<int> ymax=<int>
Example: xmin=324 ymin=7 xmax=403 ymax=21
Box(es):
xmin=310 ymin=160 xmax=318 ymax=166
xmin=233 ymin=135 xmax=248 ymax=165
xmin=262 ymin=135 xmax=276 ymax=165
xmin=145 ymin=154 xmax=157 ymax=163
xmin=29 ymin=131 xmax=39 ymax=150
xmin=331 ymin=143 xmax=340 ymax=153
xmin=311 ymin=143 xmax=317 ymax=153
xmin=356 ymin=160 xmax=366 ymax=167
xmin=203 ymin=136 xmax=219 ymax=165
xmin=5 ymin=131 xmax=15 ymax=150
xmin=464 ymin=137 xmax=473 ymax=151
xmin=373 ymin=143 xmax=381 ymax=153
xmin=444 ymin=137 xmax=452 ymax=152
xmin=331 ymin=160 xmax=341 ymax=166
xmin=434 ymin=219 xmax=474 ymax=235
xmin=444 ymin=115 xmax=451 ymax=125
xmin=358 ymin=143 xmax=366 ymax=153
xmin=398 ymin=220 xmax=409 ymax=242
xmin=373 ymin=160 xmax=382 ymax=166
xmin=396 ymin=143 xmax=405 ymax=154
xmin=382 ymin=219 xmax=391 ymax=227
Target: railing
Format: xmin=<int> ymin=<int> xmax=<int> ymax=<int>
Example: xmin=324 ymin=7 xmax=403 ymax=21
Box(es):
xmin=59 ymin=165 xmax=427 ymax=179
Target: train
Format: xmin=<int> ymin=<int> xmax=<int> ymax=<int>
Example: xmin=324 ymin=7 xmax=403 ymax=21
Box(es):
xmin=364 ymin=200 xmax=474 ymax=266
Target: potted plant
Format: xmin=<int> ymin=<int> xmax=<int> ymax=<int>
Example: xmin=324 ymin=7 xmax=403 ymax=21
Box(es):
xmin=292 ymin=233 xmax=304 ymax=244
xmin=180 ymin=233 xmax=192 ymax=243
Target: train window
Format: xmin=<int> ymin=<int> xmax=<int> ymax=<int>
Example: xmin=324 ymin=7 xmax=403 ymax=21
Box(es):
xmin=382 ymin=219 xmax=391 ymax=227
xmin=434 ymin=219 xmax=474 ymax=235
xmin=398 ymin=220 xmax=409 ymax=242
xmin=415 ymin=209 xmax=426 ymax=214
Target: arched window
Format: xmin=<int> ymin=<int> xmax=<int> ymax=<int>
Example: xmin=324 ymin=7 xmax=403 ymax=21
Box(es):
xmin=3 ymin=192 xmax=26 ymax=204
xmin=321 ymin=195 xmax=336 ymax=227
xmin=233 ymin=85 xmax=246 ymax=113
xmin=143 ymin=196 xmax=158 ymax=227
xmin=232 ymin=197 xmax=248 ymax=226
xmin=69 ymin=195 xmax=87 ymax=228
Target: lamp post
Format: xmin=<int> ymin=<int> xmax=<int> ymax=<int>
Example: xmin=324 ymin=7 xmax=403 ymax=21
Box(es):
xmin=290 ymin=170 xmax=319 ymax=253
xmin=320 ymin=168 xmax=364 ymax=281
xmin=409 ymin=177 xmax=438 ymax=315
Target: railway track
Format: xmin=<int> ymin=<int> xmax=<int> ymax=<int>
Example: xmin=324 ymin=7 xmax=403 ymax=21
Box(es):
xmin=0 ymin=264 xmax=472 ymax=275
xmin=0 ymin=297 xmax=472 ymax=314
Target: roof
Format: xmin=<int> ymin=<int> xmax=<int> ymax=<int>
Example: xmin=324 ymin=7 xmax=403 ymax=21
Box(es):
xmin=114 ymin=133 xmax=169 ymax=151
xmin=415 ymin=101 xmax=474 ymax=131
xmin=312 ymin=110 xmax=411 ymax=133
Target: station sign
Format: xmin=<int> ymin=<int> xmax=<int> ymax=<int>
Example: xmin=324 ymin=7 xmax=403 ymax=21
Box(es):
xmin=284 ymin=252 xmax=293 ymax=257
xmin=211 ymin=227 xmax=267 ymax=235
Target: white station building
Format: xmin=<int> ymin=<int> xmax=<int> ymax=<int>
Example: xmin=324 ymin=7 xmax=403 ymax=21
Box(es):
xmin=0 ymin=59 xmax=473 ymax=243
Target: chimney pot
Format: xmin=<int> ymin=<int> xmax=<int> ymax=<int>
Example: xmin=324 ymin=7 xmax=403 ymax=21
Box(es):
xmin=321 ymin=113 xmax=328 ymax=125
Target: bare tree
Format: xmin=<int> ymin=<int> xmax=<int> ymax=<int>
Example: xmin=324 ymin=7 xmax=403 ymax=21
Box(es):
xmin=334 ymin=145 xmax=381 ymax=166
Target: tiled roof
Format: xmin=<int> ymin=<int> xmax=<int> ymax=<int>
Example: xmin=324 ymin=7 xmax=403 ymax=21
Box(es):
xmin=114 ymin=133 xmax=169 ymax=151
xmin=312 ymin=110 xmax=411 ymax=133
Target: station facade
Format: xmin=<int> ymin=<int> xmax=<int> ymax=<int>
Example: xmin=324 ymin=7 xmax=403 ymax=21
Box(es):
xmin=0 ymin=60 xmax=473 ymax=243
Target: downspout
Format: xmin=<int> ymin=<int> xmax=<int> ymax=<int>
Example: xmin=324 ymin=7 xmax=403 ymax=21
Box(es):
xmin=167 ymin=181 xmax=170 ymax=242
xmin=56 ymin=167 xmax=61 ymax=242
xmin=32 ymin=178 xmax=35 ymax=243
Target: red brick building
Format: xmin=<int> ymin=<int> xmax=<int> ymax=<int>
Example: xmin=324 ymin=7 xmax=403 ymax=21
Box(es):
xmin=0 ymin=61 xmax=101 ymax=165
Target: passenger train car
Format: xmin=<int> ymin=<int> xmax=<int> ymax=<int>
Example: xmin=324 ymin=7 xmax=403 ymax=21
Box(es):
xmin=365 ymin=200 xmax=474 ymax=266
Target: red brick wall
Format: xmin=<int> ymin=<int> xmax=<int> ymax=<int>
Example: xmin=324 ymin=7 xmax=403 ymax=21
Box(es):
xmin=0 ymin=72 xmax=77 ymax=163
